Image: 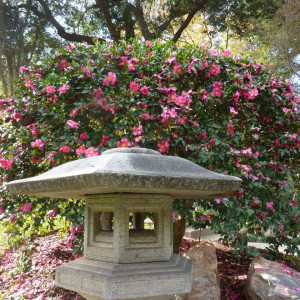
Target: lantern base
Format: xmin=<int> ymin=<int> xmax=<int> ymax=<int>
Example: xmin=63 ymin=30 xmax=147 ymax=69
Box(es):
xmin=55 ymin=254 xmax=193 ymax=300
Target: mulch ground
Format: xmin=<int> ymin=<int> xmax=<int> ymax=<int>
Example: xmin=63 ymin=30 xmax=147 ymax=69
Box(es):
xmin=0 ymin=232 xmax=299 ymax=299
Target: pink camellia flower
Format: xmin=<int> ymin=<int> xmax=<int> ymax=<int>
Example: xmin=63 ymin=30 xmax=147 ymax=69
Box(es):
xmin=248 ymin=88 xmax=259 ymax=100
xmin=47 ymin=207 xmax=58 ymax=217
xmin=76 ymin=145 xmax=86 ymax=155
xmin=233 ymin=91 xmax=241 ymax=101
xmin=84 ymin=147 xmax=99 ymax=158
xmin=140 ymin=113 xmax=150 ymax=120
xmin=252 ymin=200 xmax=259 ymax=206
xmin=0 ymin=158 xmax=14 ymax=169
xmin=118 ymin=138 xmax=131 ymax=148
xmin=222 ymin=49 xmax=232 ymax=57
xmin=173 ymin=64 xmax=182 ymax=74
xmin=145 ymin=40 xmax=152 ymax=47
xmin=212 ymin=87 xmax=222 ymax=98
xmin=70 ymin=108 xmax=78 ymax=117
xmin=66 ymin=120 xmax=79 ymax=129
xmin=99 ymin=135 xmax=110 ymax=146
xmin=168 ymin=91 xmax=177 ymax=102
xmin=76 ymin=225 xmax=82 ymax=233
xmin=20 ymin=66 xmax=29 ymax=73
xmin=128 ymin=58 xmax=138 ymax=71
xmin=289 ymin=200 xmax=297 ymax=207
xmin=0 ymin=206 xmax=3 ymax=214
xmin=60 ymin=60 xmax=69 ymax=70
xmin=227 ymin=120 xmax=235 ymax=135
xmin=25 ymin=80 xmax=33 ymax=88
xmin=93 ymin=88 xmax=103 ymax=98
xmin=20 ymin=202 xmax=31 ymax=213
xmin=102 ymin=72 xmax=117 ymax=86
xmin=32 ymin=156 xmax=42 ymax=164
xmin=132 ymin=125 xmax=143 ymax=136
xmin=66 ymin=240 xmax=72 ymax=248
xmin=157 ymin=140 xmax=169 ymax=153
xmin=139 ymin=103 xmax=147 ymax=109
xmin=212 ymin=81 xmax=222 ymax=89
xmin=215 ymin=198 xmax=222 ymax=204
xmin=174 ymin=96 xmax=186 ymax=106
xmin=209 ymin=139 xmax=216 ymax=148
xmin=141 ymin=86 xmax=150 ymax=95
xmin=59 ymin=145 xmax=70 ymax=153
xmin=80 ymin=132 xmax=88 ymax=140
xmin=210 ymin=64 xmax=221 ymax=76
xmin=241 ymin=148 xmax=252 ymax=154
xmin=13 ymin=112 xmax=22 ymax=121
xmin=177 ymin=117 xmax=186 ymax=125
xmin=10 ymin=213 xmax=17 ymax=223
xmin=230 ymin=107 xmax=238 ymax=115
xmin=66 ymin=44 xmax=76 ymax=51
xmin=70 ymin=225 xmax=75 ymax=234
xmin=266 ymin=201 xmax=274 ymax=209
xmin=58 ymin=83 xmax=70 ymax=94
xmin=209 ymin=49 xmax=219 ymax=56
xmin=135 ymin=136 xmax=143 ymax=143
xmin=167 ymin=108 xmax=177 ymax=118
xmin=46 ymin=85 xmax=56 ymax=94
xmin=129 ymin=81 xmax=140 ymax=93
xmin=127 ymin=44 xmax=133 ymax=50
xmin=31 ymin=139 xmax=44 ymax=149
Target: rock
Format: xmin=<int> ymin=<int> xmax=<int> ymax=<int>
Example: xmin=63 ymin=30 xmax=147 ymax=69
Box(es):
xmin=245 ymin=256 xmax=300 ymax=300
xmin=175 ymin=242 xmax=221 ymax=300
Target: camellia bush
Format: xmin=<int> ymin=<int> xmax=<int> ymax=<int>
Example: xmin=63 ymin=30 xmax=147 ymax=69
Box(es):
xmin=0 ymin=40 xmax=299 ymax=256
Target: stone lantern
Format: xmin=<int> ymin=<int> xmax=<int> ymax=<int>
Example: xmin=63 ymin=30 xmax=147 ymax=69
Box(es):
xmin=7 ymin=148 xmax=241 ymax=300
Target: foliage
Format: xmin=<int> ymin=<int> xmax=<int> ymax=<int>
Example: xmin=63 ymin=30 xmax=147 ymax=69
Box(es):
xmin=0 ymin=40 xmax=299 ymax=256
xmin=257 ymin=0 xmax=300 ymax=89
xmin=0 ymin=1 xmax=294 ymax=97
xmin=1 ymin=0 xmax=279 ymax=44
xmin=0 ymin=0 xmax=61 ymax=95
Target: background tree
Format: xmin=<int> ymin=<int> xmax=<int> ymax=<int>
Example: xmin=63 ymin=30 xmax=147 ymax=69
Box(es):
xmin=0 ymin=0 xmax=281 ymax=95
xmin=258 ymin=0 xmax=300 ymax=89
xmin=0 ymin=0 xmax=61 ymax=95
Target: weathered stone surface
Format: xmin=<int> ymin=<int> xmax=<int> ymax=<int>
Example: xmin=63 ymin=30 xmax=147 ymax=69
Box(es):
xmin=6 ymin=148 xmax=242 ymax=300
xmin=6 ymin=147 xmax=241 ymax=199
xmin=55 ymin=254 xmax=193 ymax=300
xmin=175 ymin=242 xmax=220 ymax=300
xmin=84 ymin=193 xmax=173 ymax=263
xmin=244 ymin=256 xmax=300 ymax=300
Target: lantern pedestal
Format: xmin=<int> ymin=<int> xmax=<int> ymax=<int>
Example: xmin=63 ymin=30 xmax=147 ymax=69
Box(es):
xmin=55 ymin=193 xmax=193 ymax=299
xmin=55 ymin=255 xmax=192 ymax=300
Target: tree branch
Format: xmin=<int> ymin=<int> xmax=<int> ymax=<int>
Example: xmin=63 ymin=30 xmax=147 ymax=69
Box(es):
xmin=126 ymin=2 xmax=154 ymax=40
xmin=172 ymin=0 xmax=208 ymax=43
xmin=95 ymin=0 xmax=120 ymax=41
xmin=12 ymin=1 xmax=105 ymax=44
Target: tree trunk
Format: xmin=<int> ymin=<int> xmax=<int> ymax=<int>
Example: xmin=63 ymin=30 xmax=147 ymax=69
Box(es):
xmin=6 ymin=54 xmax=14 ymax=94
xmin=0 ymin=57 xmax=8 ymax=95
xmin=172 ymin=200 xmax=194 ymax=253
xmin=173 ymin=217 xmax=187 ymax=253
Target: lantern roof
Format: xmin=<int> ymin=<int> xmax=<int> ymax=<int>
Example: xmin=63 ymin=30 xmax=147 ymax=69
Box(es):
xmin=7 ymin=148 xmax=241 ymax=199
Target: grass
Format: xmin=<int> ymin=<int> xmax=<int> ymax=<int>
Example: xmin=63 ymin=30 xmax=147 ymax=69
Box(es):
xmin=0 ymin=223 xmax=9 ymax=254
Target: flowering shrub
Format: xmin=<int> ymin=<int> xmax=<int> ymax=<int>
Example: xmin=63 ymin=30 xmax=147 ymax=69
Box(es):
xmin=0 ymin=40 xmax=299 ymax=255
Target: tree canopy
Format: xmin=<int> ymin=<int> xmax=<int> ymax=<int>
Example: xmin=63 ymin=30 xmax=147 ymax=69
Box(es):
xmin=4 ymin=0 xmax=300 ymax=95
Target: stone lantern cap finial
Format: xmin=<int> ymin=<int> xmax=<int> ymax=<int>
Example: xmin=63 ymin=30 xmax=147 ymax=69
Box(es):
xmin=7 ymin=147 xmax=241 ymax=199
